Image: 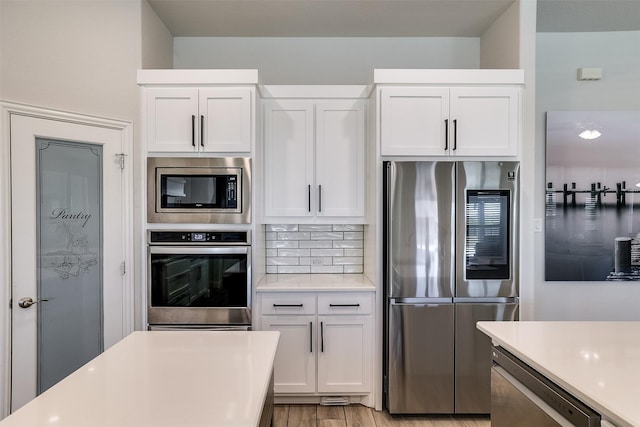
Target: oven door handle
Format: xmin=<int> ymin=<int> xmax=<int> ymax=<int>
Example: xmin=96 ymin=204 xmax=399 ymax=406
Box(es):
xmin=149 ymin=246 xmax=249 ymax=255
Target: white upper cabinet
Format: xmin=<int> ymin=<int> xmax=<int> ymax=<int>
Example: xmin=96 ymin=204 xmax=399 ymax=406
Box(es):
xmin=199 ymin=88 xmax=253 ymax=152
xmin=380 ymin=87 xmax=449 ymax=156
xmin=138 ymin=70 xmax=258 ymax=154
xmin=315 ymin=102 xmax=366 ymax=218
xmin=145 ymin=87 xmax=253 ymax=153
xmin=380 ymin=86 xmax=519 ymax=157
xmin=448 ymin=87 xmax=519 ymax=156
xmin=264 ymin=98 xmax=366 ymax=222
xmin=145 ymin=88 xmax=199 ymax=152
xmin=264 ymin=100 xmax=315 ymax=218
xmin=376 ymin=69 xmax=524 ymax=157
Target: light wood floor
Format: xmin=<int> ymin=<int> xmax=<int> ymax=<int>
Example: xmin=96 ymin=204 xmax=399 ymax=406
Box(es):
xmin=273 ymin=405 xmax=491 ymax=427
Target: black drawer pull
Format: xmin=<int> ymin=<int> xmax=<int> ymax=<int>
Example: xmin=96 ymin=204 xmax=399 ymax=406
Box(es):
xmin=273 ymin=303 xmax=303 ymax=307
xmin=191 ymin=115 xmax=196 ymax=147
xmin=200 ymin=115 xmax=205 ymax=147
xmin=444 ymin=118 xmax=449 ymax=151
xmin=329 ymin=304 xmax=360 ymax=307
xmin=453 ymin=119 xmax=458 ymax=151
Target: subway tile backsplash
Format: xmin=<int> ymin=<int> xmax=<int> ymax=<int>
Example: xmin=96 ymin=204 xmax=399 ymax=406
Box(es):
xmin=265 ymin=224 xmax=364 ymax=274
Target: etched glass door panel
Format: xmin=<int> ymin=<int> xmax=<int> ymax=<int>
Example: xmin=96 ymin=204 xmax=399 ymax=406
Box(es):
xmin=11 ymin=114 xmax=127 ymax=413
xmin=36 ymin=139 xmax=103 ymax=393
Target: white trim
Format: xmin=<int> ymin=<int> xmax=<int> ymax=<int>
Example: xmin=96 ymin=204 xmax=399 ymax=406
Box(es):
xmin=137 ymin=69 xmax=259 ymax=85
xmin=259 ymin=85 xmax=373 ymax=99
xmin=373 ymin=68 xmax=525 ymax=85
xmin=0 ymin=101 xmax=135 ymax=419
xmin=0 ymin=104 xmax=12 ymax=419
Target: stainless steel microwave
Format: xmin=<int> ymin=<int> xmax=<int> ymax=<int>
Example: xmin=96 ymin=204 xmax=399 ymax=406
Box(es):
xmin=147 ymin=157 xmax=251 ymax=224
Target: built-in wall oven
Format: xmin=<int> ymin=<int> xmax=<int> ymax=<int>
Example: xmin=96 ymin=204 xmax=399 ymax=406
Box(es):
xmin=147 ymin=230 xmax=251 ymax=330
xmin=147 ymin=157 xmax=251 ymax=224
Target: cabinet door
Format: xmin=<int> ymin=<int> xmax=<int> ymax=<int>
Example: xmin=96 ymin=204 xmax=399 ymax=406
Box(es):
xmin=380 ymin=87 xmax=449 ymax=156
xmin=317 ymin=315 xmax=372 ymax=393
xmin=199 ymin=87 xmax=252 ymax=153
xmin=449 ymin=87 xmax=519 ymax=156
xmin=315 ymin=101 xmax=366 ymax=217
xmin=261 ymin=316 xmax=316 ymax=393
xmin=264 ymin=100 xmax=315 ymax=217
xmin=146 ymin=88 xmax=199 ymax=152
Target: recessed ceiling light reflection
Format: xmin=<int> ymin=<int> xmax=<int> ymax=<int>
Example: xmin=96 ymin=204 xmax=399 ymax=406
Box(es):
xmin=579 ymin=129 xmax=602 ymax=140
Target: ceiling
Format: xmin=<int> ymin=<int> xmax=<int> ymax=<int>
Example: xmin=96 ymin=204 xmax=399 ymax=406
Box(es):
xmin=148 ymin=0 xmax=640 ymax=38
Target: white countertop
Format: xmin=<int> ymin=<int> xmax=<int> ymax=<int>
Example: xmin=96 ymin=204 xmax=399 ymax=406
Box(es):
xmin=0 ymin=331 xmax=279 ymax=427
xmin=477 ymin=321 xmax=640 ymax=427
xmin=256 ymin=273 xmax=376 ymax=291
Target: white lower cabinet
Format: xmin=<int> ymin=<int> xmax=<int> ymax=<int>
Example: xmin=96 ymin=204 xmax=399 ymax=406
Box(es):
xmin=261 ymin=315 xmax=316 ymax=393
xmin=258 ymin=291 xmax=373 ymax=396
xmin=316 ymin=315 xmax=371 ymax=393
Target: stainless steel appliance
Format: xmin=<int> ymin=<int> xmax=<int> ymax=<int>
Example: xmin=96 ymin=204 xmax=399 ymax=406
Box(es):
xmin=147 ymin=230 xmax=251 ymax=329
xmin=147 ymin=157 xmax=251 ymax=224
xmin=491 ymin=346 xmax=601 ymax=426
xmin=383 ymin=161 xmax=519 ymax=414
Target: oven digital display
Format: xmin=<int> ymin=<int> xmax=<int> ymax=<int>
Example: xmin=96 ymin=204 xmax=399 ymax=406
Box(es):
xmin=191 ymin=232 xmax=206 ymax=242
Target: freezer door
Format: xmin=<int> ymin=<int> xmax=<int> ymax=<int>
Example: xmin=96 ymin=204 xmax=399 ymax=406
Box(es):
xmin=454 ymin=302 xmax=519 ymax=414
xmin=387 ymin=302 xmax=454 ymax=414
xmin=386 ymin=161 xmax=455 ymax=298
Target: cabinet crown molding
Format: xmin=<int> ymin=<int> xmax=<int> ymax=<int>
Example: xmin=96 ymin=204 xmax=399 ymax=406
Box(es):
xmin=137 ymin=69 xmax=259 ymax=85
xmin=260 ymin=85 xmax=372 ymax=99
xmin=374 ymin=69 xmax=525 ymax=85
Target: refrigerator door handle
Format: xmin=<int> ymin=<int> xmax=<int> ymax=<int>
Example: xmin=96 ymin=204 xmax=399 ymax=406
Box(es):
xmin=453 ymin=297 xmax=519 ymax=304
xmin=391 ymin=297 xmax=453 ymax=305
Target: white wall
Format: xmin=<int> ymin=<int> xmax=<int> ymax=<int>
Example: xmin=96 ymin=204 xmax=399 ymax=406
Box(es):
xmin=516 ymin=0 xmax=537 ymax=321
xmin=142 ymin=0 xmax=173 ymax=69
xmin=535 ymin=31 xmax=640 ymax=320
xmin=1 ymin=1 xmax=141 ymax=121
xmin=174 ymin=37 xmax=480 ymax=84
xmin=480 ymin=0 xmax=520 ymax=69
xmin=138 ymin=0 xmax=174 ymax=331
xmin=0 ymin=1 xmax=177 ymax=416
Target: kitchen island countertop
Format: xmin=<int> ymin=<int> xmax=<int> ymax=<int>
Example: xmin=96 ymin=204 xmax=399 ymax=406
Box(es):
xmin=0 ymin=331 xmax=279 ymax=427
xmin=477 ymin=321 xmax=640 ymax=427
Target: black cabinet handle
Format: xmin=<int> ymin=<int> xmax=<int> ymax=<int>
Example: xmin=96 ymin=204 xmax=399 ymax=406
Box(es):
xmin=444 ymin=119 xmax=449 ymax=151
xmin=329 ymin=303 xmax=360 ymax=307
xmin=191 ymin=115 xmax=196 ymax=147
xmin=318 ymin=185 xmax=322 ymax=212
xmin=272 ymin=304 xmax=303 ymax=307
xmin=453 ymin=119 xmax=457 ymax=151
xmin=320 ymin=321 xmax=324 ymax=352
xmin=308 ymin=185 xmax=311 ymax=212
xmin=200 ymin=115 xmax=204 ymax=147
xmin=309 ymin=321 xmax=313 ymax=353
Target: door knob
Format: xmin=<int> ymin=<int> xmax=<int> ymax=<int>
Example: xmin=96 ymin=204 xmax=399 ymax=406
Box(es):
xmin=17 ymin=297 xmax=49 ymax=308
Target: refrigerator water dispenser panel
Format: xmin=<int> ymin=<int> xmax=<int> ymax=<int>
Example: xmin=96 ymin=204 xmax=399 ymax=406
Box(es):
xmin=465 ymin=190 xmax=511 ymax=280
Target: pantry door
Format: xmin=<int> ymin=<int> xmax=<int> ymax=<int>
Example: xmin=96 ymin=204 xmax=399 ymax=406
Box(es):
xmin=9 ymin=112 xmax=132 ymax=412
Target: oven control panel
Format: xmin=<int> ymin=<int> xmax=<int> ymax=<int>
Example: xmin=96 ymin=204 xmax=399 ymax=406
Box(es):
xmin=148 ymin=230 xmax=250 ymax=245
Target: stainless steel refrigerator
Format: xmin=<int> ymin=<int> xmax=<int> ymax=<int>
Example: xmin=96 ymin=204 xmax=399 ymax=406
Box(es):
xmin=383 ymin=161 xmax=519 ymax=415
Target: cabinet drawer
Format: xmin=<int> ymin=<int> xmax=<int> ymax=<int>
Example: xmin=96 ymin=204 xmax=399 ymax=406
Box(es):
xmin=318 ymin=293 xmax=372 ymax=315
xmin=261 ymin=294 xmax=316 ymax=315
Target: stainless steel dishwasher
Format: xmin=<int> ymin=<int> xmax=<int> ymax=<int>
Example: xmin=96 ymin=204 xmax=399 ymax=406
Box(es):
xmin=491 ymin=346 xmax=601 ymax=427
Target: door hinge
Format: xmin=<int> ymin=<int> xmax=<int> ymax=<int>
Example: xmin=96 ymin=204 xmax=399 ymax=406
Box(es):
xmin=120 ymin=261 xmax=126 ymax=275
xmin=116 ymin=153 xmax=127 ymax=170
